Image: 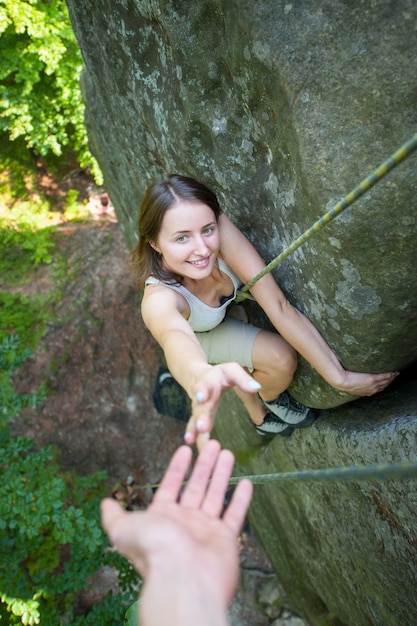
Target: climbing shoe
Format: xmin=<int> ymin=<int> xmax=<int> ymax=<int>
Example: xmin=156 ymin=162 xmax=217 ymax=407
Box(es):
xmin=261 ymin=391 xmax=317 ymax=428
xmin=153 ymin=367 xmax=190 ymax=421
xmin=254 ymin=412 xmax=294 ymax=437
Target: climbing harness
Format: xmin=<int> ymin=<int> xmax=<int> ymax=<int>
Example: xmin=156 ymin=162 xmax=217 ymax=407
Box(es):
xmin=235 ymin=132 xmax=417 ymax=302
xmin=139 ymin=459 xmax=417 ymax=491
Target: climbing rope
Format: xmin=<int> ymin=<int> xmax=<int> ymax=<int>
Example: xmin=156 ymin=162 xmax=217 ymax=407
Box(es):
xmin=139 ymin=459 xmax=417 ymax=491
xmin=235 ymin=132 xmax=417 ymax=302
xmin=226 ymin=459 xmax=417 ymax=486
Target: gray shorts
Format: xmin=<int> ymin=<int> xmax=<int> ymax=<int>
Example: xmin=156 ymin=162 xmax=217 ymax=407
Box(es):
xmin=195 ymin=314 xmax=261 ymax=370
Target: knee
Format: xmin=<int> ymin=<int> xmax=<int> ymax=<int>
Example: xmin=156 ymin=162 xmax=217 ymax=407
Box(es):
xmin=268 ymin=341 xmax=297 ymax=376
xmin=281 ymin=344 xmax=298 ymax=375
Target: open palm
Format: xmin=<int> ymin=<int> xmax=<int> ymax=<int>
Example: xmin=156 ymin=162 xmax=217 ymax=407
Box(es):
xmin=101 ymin=440 xmax=253 ymax=611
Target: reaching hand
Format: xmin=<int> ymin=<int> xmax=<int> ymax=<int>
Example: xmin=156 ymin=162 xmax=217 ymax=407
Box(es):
xmin=184 ymin=362 xmax=262 ymax=449
xmin=101 ymin=440 xmax=253 ymax=626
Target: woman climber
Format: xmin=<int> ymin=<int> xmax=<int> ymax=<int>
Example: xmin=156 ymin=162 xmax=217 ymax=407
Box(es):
xmin=129 ymin=175 xmax=398 ymax=449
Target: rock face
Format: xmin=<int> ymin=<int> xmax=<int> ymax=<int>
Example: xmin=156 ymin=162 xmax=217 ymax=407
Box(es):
xmin=65 ymin=1 xmax=417 ymax=624
xmin=66 ymin=0 xmax=417 ymax=408
xmin=214 ymin=378 xmax=417 ymax=626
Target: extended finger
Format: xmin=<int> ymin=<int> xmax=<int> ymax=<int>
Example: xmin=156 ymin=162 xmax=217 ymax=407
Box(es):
xmin=196 ymin=430 xmax=211 ymax=451
xmin=101 ymin=498 xmax=128 ymax=543
xmin=153 ymin=445 xmax=193 ymax=504
xmin=384 ymin=371 xmax=399 ymax=384
xmin=186 ymin=397 xmax=217 ymax=445
xmin=201 ymin=448 xmax=235 ymax=518
xmin=180 ymin=439 xmax=221 ymax=508
xmin=373 ymin=371 xmax=399 ymax=393
xmin=184 ymin=409 xmax=211 ymax=446
xmin=101 ymin=498 xmax=146 ymax=564
xmin=221 ymin=362 xmax=262 ymax=394
xmin=184 ymin=414 xmax=197 ymax=445
xmin=222 ymin=478 xmax=253 ymax=536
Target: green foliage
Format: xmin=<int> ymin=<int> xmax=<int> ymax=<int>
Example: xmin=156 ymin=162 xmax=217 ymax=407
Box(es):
xmin=0 ymin=134 xmax=40 ymax=201
xmin=0 ymin=220 xmax=55 ymax=273
xmin=63 ymin=188 xmax=91 ymax=222
xmin=0 ymin=114 xmax=133 ymax=621
xmin=0 ymin=218 xmax=53 ymax=346
xmin=71 ymin=593 xmax=133 ymax=626
xmin=0 ymin=179 xmax=59 ymax=345
xmin=0 ymin=338 xmax=139 ymax=624
xmin=0 ymin=0 xmax=102 ymax=182
xmin=0 ymin=334 xmax=45 ymax=424
xmin=0 ymin=292 xmax=47 ymax=348
xmin=0 ymin=430 xmax=107 ymax=624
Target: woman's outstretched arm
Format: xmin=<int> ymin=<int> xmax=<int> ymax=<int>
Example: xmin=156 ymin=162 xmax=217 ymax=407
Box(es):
xmin=141 ymin=284 xmax=261 ymax=447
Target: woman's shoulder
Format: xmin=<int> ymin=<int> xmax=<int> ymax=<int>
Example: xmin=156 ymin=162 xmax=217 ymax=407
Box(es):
xmin=144 ymin=277 xmax=181 ymax=297
xmin=142 ymin=279 xmax=190 ymax=318
xmin=144 ymin=275 xmax=184 ymax=293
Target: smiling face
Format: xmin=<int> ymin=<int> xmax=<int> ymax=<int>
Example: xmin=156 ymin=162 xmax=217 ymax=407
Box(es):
xmin=152 ymin=199 xmax=220 ymax=282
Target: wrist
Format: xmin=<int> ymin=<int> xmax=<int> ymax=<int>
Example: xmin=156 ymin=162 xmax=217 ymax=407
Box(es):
xmin=327 ymin=366 xmax=348 ymax=391
xmin=189 ymin=364 xmax=213 ymax=397
xmin=142 ymin=551 xmax=228 ymax=626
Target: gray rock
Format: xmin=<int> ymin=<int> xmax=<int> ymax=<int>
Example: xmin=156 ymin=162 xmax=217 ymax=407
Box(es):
xmin=256 ymin=576 xmax=286 ymax=619
xmin=257 ymin=576 xmax=285 ymax=609
xmin=213 ymin=375 xmax=417 ymax=626
xmin=66 ymin=0 xmax=417 ymax=408
xmin=65 ymin=1 xmax=417 ymax=624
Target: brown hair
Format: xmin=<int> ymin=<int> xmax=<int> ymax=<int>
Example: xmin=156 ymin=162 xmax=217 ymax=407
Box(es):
xmin=129 ymin=175 xmax=222 ymax=288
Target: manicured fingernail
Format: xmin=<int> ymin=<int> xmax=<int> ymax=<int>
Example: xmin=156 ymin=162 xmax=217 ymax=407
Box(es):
xmin=196 ymin=391 xmax=205 ymax=403
xmin=248 ymin=380 xmax=262 ymax=390
xmin=184 ymin=432 xmax=193 ymax=444
xmin=196 ymin=420 xmax=204 ymax=431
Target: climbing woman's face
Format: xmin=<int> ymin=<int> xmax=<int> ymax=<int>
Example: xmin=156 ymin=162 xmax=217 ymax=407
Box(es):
xmin=152 ymin=199 xmax=220 ymax=280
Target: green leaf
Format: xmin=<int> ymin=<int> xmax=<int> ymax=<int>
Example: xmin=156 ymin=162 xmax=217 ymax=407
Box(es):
xmin=125 ymin=601 xmax=140 ymax=626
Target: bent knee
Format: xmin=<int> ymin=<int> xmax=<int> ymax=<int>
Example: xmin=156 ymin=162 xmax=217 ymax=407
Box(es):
xmin=272 ymin=341 xmax=297 ymax=374
xmin=253 ymin=332 xmax=297 ymax=374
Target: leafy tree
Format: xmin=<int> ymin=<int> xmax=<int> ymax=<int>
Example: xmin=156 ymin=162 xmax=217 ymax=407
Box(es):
xmin=0 ymin=0 xmax=101 ymax=180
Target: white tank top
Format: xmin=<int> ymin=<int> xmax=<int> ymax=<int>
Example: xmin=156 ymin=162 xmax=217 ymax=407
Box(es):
xmin=145 ymin=259 xmax=242 ymax=332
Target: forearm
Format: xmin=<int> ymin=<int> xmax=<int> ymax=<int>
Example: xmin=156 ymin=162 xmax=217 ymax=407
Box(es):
xmin=263 ymin=298 xmax=346 ymax=389
xmin=161 ymin=330 xmax=212 ymax=398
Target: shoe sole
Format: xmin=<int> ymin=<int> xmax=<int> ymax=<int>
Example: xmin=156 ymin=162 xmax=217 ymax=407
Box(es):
xmin=262 ymin=392 xmax=318 ymax=427
xmin=255 ymin=425 xmax=294 ymax=437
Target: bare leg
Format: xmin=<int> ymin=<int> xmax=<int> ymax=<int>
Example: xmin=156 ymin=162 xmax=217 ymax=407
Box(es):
xmin=234 ymin=331 xmax=297 ymax=425
xmin=233 ymin=384 xmax=266 ymax=425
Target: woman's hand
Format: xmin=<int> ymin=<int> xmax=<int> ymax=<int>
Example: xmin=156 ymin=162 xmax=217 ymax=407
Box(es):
xmin=185 ymin=363 xmax=261 ymax=450
xmin=335 ymin=369 xmax=399 ymax=397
